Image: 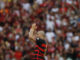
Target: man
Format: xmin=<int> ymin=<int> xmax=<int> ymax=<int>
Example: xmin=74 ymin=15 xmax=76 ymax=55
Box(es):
xmin=29 ymin=23 xmax=47 ymax=60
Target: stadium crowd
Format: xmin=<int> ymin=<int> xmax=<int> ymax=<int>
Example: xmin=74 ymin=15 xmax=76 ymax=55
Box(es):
xmin=0 ymin=0 xmax=80 ymax=60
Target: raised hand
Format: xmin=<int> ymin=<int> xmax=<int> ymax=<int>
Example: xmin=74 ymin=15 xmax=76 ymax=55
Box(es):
xmin=32 ymin=23 xmax=37 ymax=30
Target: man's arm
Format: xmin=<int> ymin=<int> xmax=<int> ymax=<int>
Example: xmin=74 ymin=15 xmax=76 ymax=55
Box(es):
xmin=29 ymin=23 xmax=37 ymax=42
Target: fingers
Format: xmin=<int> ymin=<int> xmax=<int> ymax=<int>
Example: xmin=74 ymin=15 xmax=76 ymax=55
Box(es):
xmin=31 ymin=23 xmax=37 ymax=30
xmin=32 ymin=23 xmax=36 ymax=27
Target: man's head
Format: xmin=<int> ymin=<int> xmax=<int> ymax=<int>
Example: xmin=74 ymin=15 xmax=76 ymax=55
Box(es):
xmin=37 ymin=31 xmax=45 ymax=39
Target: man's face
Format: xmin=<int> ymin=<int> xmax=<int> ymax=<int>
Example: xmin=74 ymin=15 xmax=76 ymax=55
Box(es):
xmin=37 ymin=32 xmax=42 ymax=38
xmin=36 ymin=31 xmax=45 ymax=39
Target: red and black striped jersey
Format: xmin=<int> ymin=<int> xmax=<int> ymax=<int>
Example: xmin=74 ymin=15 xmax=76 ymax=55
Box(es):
xmin=32 ymin=38 xmax=47 ymax=60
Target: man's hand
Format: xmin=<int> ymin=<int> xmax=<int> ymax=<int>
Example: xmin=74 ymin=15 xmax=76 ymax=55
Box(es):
xmin=29 ymin=23 xmax=37 ymax=42
xmin=32 ymin=23 xmax=37 ymax=30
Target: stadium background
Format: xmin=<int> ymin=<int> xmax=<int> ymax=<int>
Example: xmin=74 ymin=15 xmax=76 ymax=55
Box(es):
xmin=0 ymin=0 xmax=80 ymax=60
